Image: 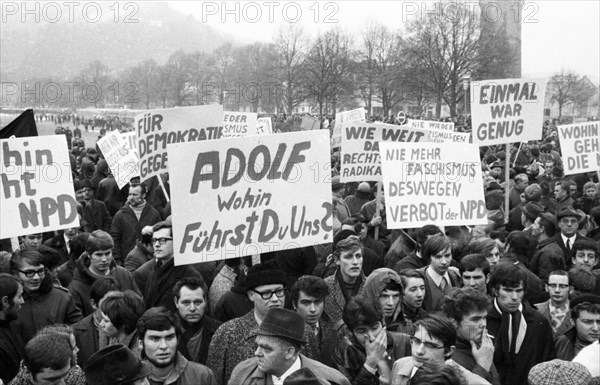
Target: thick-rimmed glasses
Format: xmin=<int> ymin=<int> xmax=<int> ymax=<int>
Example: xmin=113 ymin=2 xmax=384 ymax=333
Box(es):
xmin=151 ymin=237 xmax=173 ymax=245
xmin=17 ymin=268 xmax=46 ymax=278
xmin=252 ymin=288 xmax=286 ymax=300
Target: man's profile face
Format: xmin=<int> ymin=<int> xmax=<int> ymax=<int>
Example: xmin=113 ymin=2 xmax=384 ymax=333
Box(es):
xmin=254 ymin=335 xmax=290 ymax=375
xmin=142 ymin=327 xmax=178 ymax=368
xmin=295 ymin=291 xmax=324 ymax=327
xmin=429 ymin=247 xmax=452 ymax=276
xmin=494 ymin=283 xmax=524 ymax=313
xmin=4 ymin=283 xmax=24 ymax=321
xmin=575 ymin=310 xmax=600 ymax=344
xmin=152 ymin=228 xmax=174 ymax=261
xmin=175 ymin=286 xmax=206 ymax=324
xmin=456 ymin=309 xmax=487 ymax=344
xmin=378 ymin=289 xmax=401 ymax=319
xmin=572 ymin=249 xmax=598 ymax=271
xmin=462 ymin=268 xmax=488 ymax=294
xmin=554 ymin=185 xmax=567 ymax=200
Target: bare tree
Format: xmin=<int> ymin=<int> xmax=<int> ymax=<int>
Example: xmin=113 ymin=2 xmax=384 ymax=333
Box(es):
xmin=187 ymin=51 xmax=215 ymax=106
xmin=549 ymin=70 xmax=597 ymax=118
xmin=127 ymin=59 xmax=159 ymax=109
xmin=273 ymin=25 xmax=309 ymax=115
xmin=213 ymin=43 xmax=235 ymax=105
xmin=302 ymin=29 xmax=353 ymax=123
xmin=79 ymin=60 xmax=111 ymax=108
xmin=166 ymin=50 xmax=191 ymax=107
xmin=405 ymin=2 xmax=480 ymax=118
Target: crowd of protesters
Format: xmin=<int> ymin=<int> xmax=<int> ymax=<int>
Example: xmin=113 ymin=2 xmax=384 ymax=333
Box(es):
xmin=1 ymin=115 xmax=600 ymax=385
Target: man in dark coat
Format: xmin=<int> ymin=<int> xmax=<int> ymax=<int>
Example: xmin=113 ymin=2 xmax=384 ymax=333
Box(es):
xmin=11 ymin=249 xmax=82 ymax=342
xmin=143 ymin=220 xmax=202 ymax=312
xmin=174 ymin=277 xmax=222 ymax=365
xmin=43 ymin=226 xmax=81 ymax=266
xmin=81 ymin=179 xmax=112 ymax=233
xmin=68 ymin=230 xmax=140 ymax=317
xmin=486 ymin=262 xmax=555 ymax=385
xmin=0 ymin=274 xmax=25 ymax=384
xmin=110 ymin=183 xmax=162 ymax=265
xmin=554 ymin=207 xmax=592 ymax=264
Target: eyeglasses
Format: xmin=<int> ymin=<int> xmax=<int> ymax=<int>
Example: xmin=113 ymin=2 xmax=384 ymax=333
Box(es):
xmin=151 ymin=237 xmax=173 ymax=245
xmin=409 ymin=336 xmax=444 ymax=350
xmin=252 ymin=288 xmax=286 ymax=300
xmin=17 ymin=268 xmax=46 ymax=278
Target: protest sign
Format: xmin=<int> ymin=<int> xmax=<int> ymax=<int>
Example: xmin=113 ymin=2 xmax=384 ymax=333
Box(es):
xmin=423 ymin=130 xmax=471 ymax=144
xmin=222 ymin=111 xmax=258 ymax=138
xmin=556 ymin=121 xmax=600 ymax=175
xmin=300 ymin=115 xmax=320 ymax=131
xmin=257 ymin=117 xmax=273 ymax=135
xmin=332 ymin=108 xmax=367 ymax=148
xmin=97 ymin=131 xmax=139 ymax=188
xmin=407 ymin=119 xmax=454 ymax=132
xmin=380 ymin=142 xmax=487 ymax=229
xmin=168 ymin=130 xmax=333 ymax=265
xmin=470 ymin=78 xmax=547 ymax=145
xmin=135 ymin=105 xmax=223 ymax=181
xmin=1 ymin=136 xmax=79 ymax=238
xmin=340 ymin=122 xmax=433 ymax=183
xmin=121 ymin=131 xmax=139 ymax=159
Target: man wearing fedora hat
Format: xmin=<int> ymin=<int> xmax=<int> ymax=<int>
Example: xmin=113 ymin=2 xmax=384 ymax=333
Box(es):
xmin=228 ymin=308 xmax=350 ymax=385
xmin=207 ymin=264 xmax=289 ymax=385
xmin=554 ymin=207 xmax=592 ymax=264
xmin=80 ymin=179 xmax=112 ymax=234
xmin=84 ymin=344 xmax=151 ymax=385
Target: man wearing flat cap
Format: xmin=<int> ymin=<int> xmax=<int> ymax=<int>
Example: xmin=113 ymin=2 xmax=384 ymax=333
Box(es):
xmin=207 ymin=264 xmax=292 ymax=385
xmin=84 ymin=344 xmax=151 ymax=385
xmin=554 ymin=207 xmax=592 ymax=264
xmin=228 ymin=308 xmax=350 ymax=385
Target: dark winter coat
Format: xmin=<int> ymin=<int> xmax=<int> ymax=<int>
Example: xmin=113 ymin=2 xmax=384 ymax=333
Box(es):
xmin=144 ymin=257 xmax=202 ymax=312
xmin=110 ymin=203 xmax=161 ymax=262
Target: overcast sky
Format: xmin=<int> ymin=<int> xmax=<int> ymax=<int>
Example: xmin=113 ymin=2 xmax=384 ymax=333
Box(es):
xmin=169 ymin=0 xmax=600 ymax=83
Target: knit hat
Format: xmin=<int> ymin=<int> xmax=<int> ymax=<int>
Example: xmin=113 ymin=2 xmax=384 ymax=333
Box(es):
xmin=244 ymin=263 xmax=287 ymax=291
xmin=528 ymin=359 xmax=592 ymax=385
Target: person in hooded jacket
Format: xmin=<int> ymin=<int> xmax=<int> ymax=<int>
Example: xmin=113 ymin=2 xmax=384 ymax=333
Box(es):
xmin=362 ymin=268 xmax=413 ymax=335
xmin=68 ymin=230 xmax=140 ymax=317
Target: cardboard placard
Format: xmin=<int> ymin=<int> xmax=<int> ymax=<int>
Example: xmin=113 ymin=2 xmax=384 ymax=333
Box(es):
xmin=332 ymin=108 xmax=367 ymax=148
xmin=257 ymin=117 xmax=273 ymax=135
xmin=96 ymin=131 xmax=139 ymax=188
xmin=1 ymin=136 xmax=80 ymax=238
xmin=121 ymin=131 xmax=140 ymax=159
xmin=471 ymin=78 xmax=547 ymax=145
xmin=380 ymin=142 xmax=487 ymax=228
xmin=556 ymin=121 xmax=600 ymax=175
xmin=135 ymin=105 xmax=224 ymax=181
xmin=222 ymin=111 xmax=259 ymax=138
xmin=407 ymin=119 xmax=455 ymax=132
xmin=168 ymin=130 xmax=333 ymax=265
xmin=340 ymin=122 xmax=433 ymax=182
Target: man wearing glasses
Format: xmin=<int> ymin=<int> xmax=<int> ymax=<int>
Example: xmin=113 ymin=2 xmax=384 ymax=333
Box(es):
xmin=390 ymin=313 xmax=490 ymax=385
xmin=206 ymin=263 xmax=289 ymax=385
xmin=143 ymin=219 xmax=202 ymax=312
xmin=10 ymin=248 xmax=81 ymax=342
xmin=534 ymin=270 xmax=574 ymax=339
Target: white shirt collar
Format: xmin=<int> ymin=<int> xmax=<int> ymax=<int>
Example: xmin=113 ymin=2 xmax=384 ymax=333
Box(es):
xmin=426 ymin=266 xmax=450 ymax=287
xmin=561 ymin=233 xmax=576 ymax=245
xmin=271 ymin=356 xmax=301 ymax=385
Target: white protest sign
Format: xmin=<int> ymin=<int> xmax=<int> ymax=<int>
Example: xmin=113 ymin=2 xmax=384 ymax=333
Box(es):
xmin=471 ymin=78 xmax=547 ymax=145
xmin=121 ymin=131 xmax=139 ymax=159
xmin=408 ymin=119 xmax=454 ymax=132
xmin=332 ymin=108 xmax=366 ymax=148
xmin=222 ymin=111 xmax=258 ymax=138
xmin=257 ymin=117 xmax=273 ymax=135
xmin=135 ymin=105 xmax=224 ymax=181
xmin=340 ymin=122 xmax=433 ymax=183
xmin=168 ymin=130 xmax=333 ymax=265
xmin=0 ymin=136 xmax=79 ymax=238
xmin=97 ymin=131 xmax=139 ymax=188
xmin=556 ymin=121 xmax=600 ymax=175
xmin=423 ymin=130 xmax=471 ymax=144
xmin=301 ymin=115 xmax=320 ymax=131
xmin=380 ymin=142 xmax=487 ymax=228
